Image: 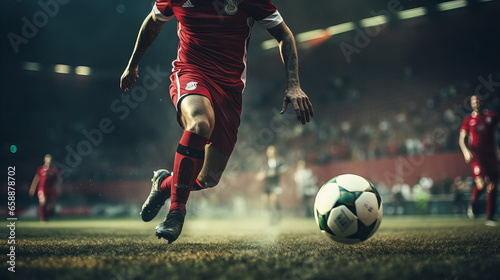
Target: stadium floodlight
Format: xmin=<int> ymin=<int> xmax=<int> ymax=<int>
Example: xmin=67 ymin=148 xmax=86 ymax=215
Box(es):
xmin=261 ymin=39 xmax=278 ymax=50
xmin=397 ymin=7 xmax=427 ymax=20
xmin=326 ymin=22 xmax=355 ymax=36
xmin=23 ymin=62 xmax=41 ymax=71
xmin=75 ymin=66 xmax=91 ymax=76
xmin=359 ymin=15 xmax=387 ymax=28
xmin=54 ymin=64 xmax=71 ymax=74
xmin=296 ymin=29 xmax=327 ymax=43
xmin=437 ymin=0 xmax=467 ymax=12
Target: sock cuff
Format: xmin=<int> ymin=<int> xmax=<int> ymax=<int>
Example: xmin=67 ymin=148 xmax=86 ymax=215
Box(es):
xmin=160 ymin=175 xmax=172 ymax=191
xmin=192 ymin=179 xmax=205 ymax=191
xmin=179 ymin=130 xmax=209 ymax=150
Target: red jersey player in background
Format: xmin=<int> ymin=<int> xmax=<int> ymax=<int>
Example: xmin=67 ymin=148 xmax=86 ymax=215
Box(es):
xmin=120 ymin=0 xmax=314 ymax=243
xmin=459 ymin=95 xmax=499 ymax=226
xmin=29 ymin=154 xmax=62 ymax=222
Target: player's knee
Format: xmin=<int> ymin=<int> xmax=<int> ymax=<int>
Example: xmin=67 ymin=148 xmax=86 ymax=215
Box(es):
xmin=186 ymin=117 xmax=213 ymax=138
xmin=486 ymin=182 xmax=496 ymax=193
xmin=476 ymin=180 xmax=484 ymax=190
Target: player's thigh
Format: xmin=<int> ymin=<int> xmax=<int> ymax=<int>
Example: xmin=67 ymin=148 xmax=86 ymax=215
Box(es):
xmin=197 ymin=144 xmax=229 ymax=187
xmin=37 ymin=190 xmax=46 ymax=205
xmin=179 ymin=95 xmax=215 ymax=136
xmin=474 ymin=177 xmax=485 ymax=190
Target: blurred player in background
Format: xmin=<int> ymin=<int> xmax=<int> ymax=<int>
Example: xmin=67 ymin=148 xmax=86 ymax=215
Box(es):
xmin=451 ymin=176 xmax=468 ymax=215
xmin=120 ymin=0 xmax=313 ymax=243
xmin=294 ymin=159 xmax=317 ymax=217
xmin=29 ymin=154 xmax=62 ymax=222
xmin=459 ymin=95 xmax=499 ymax=226
xmin=391 ymin=178 xmax=411 ymax=215
xmin=259 ymin=145 xmax=287 ymax=224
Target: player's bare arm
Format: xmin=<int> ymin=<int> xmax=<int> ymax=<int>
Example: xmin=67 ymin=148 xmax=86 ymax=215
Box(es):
xmin=29 ymin=174 xmax=40 ymax=197
xmin=120 ymin=13 xmax=166 ymax=91
xmin=458 ymin=129 xmax=472 ymax=163
xmin=267 ymin=22 xmax=314 ymax=125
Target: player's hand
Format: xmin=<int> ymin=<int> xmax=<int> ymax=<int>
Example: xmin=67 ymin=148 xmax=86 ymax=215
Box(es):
xmin=464 ymin=151 xmax=473 ymax=163
xmin=29 ymin=189 xmax=35 ymax=197
xmin=281 ymin=86 xmax=314 ymax=125
xmin=120 ymin=65 xmax=139 ymax=91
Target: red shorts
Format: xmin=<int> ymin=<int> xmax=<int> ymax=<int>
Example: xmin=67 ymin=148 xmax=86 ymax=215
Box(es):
xmin=470 ymin=155 xmax=499 ymax=184
xmin=169 ymin=70 xmax=242 ymax=156
xmin=37 ymin=188 xmax=56 ymax=205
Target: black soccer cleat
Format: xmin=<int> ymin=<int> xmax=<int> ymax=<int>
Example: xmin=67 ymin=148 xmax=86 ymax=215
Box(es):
xmin=155 ymin=209 xmax=186 ymax=244
xmin=140 ymin=169 xmax=172 ymax=222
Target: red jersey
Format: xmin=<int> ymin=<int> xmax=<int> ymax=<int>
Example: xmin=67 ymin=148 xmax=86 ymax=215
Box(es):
xmin=460 ymin=110 xmax=499 ymax=157
xmin=36 ymin=165 xmax=60 ymax=191
xmin=153 ymin=0 xmax=283 ymax=93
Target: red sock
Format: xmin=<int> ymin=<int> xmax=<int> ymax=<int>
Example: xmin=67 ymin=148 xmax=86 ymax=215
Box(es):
xmin=160 ymin=176 xmax=172 ymax=192
xmin=487 ymin=182 xmax=498 ymax=219
xmin=39 ymin=205 xmax=46 ymax=221
xmin=46 ymin=205 xmax=54 ymax=220
xmin=471 ymin=184 xmax=479 ymax=205
xmin=170 ymin=131 xmax=208 ymax=213
xmin=192 ymin=179 xmax=205 ymax=191
xmin=162 ymin=171 xmax=205 ymax=192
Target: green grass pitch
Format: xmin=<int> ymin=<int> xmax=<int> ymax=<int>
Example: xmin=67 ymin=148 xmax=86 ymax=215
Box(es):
xmin=2 ymin=216 xmax=499 ymax=280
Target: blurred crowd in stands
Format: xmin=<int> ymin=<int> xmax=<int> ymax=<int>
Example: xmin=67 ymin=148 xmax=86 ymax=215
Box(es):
xmin=237 ymin=76 xmax=500 ymax=169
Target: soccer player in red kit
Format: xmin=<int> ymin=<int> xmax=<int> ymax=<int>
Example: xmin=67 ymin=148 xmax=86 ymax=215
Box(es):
xmin=459 ymin=95 xmax=499 ymax=226
xmin=120 ymin=0 xmax=314 ymax=242
xmin=29 ymin=154 xmax=62 ymax=222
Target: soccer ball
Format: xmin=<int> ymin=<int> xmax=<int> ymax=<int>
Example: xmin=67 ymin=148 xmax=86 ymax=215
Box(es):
xmin=314 ymin=174 xmax=383 ymax=244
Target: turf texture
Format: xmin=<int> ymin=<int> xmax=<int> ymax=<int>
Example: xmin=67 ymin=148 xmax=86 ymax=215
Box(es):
xmin=1 ymin=216 xmax=499 ymax=280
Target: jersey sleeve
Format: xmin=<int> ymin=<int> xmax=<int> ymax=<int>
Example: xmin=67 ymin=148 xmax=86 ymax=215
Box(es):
xmin=246 ymin=0 xmax=283 ymax=29
xmin=153 ymin=0 xmax=175 ymax=22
